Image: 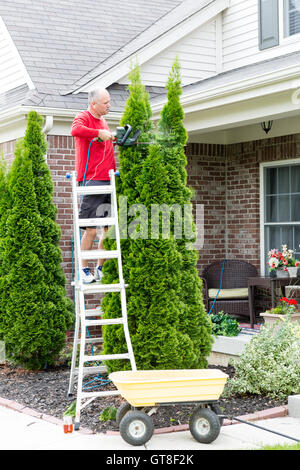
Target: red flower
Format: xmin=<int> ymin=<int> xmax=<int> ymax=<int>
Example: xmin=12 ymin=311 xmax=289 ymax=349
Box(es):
xmin=288 ymin=299 xmax=297 ymax=306
xmin=280 ymin=297 xmax=289 ymax=302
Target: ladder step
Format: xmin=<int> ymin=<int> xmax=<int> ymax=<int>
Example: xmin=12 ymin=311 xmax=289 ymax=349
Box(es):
xmin=85 ymin=318 xmax=124 ymax=327
xmin=84 ymin=308 xmax=104 ymax=317
xmin=75 ymin=185 xmax=112 ymax=196
xmin=80 ymin=249 xmax=119 ymax=260
xmin=81 ymin=390 xmax=120 ymax=399
xmin=74 ymin=365 xmax=107 ymax=375
xmin=84 ymin=337 xmax=103 ymax=344
xmin=84 ymin=353 xmax=130 ymax=363
xmin=80 ymin=283 xmax=128 ymax=293
xmin=78 ymin=217 xmax=116 ymax=227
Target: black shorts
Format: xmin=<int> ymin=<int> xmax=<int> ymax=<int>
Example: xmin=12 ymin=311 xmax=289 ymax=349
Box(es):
xmin=79 ymin=180 xmax=111 ymax=230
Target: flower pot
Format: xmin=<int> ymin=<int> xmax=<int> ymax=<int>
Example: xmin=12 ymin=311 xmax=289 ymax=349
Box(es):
xmin=287 ymin=267 xmax=298 ymax=277
xmin=275 ymin=269 xmax=289 ymax=278
xmin=260 ymin=312 xmax=300 ymax=331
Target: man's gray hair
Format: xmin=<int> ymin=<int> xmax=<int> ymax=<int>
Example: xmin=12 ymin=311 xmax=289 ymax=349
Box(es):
xmin=88 ymin=88 xmax=108 ymax=105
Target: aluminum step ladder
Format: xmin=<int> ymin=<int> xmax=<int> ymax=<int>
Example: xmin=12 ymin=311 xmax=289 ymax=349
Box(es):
xmin=67 ymin=169 xmax=136 ymax=430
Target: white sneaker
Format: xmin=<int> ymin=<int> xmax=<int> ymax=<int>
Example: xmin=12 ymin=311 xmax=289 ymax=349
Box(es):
xmin=94 ymin=266 xmax=104 ymax=282
xmin=81 ymin=267 xmax=95 ymax=284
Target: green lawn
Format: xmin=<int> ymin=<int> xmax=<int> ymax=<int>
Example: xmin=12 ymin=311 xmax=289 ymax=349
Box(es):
xmin=261 ymin=442 xmax=300 ymax=450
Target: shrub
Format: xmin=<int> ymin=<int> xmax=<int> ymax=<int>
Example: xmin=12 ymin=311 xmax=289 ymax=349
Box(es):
xmin=102 ymin=60 xmax=212 ymax=371
xmin=226 ymin=318 xmax=300 ymax=399
xmin=0 ymin=112 xmax=73 ymax=370
xmin=154 ymin=57 xmax=212 ymax=366
xmin=210 ymin=311 xmax=241 ymax=337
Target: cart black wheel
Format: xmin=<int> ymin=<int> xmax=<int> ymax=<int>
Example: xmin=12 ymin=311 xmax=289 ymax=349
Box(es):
xmin=119 ymin=410 xmax=154 ymax=446
xmin=209 ymin=403 xmax=224 ymax=426
xmin=116 ymin=402 xmax=132 ymax=426
xmin=189 ymin=407 xmax=221 ymax=444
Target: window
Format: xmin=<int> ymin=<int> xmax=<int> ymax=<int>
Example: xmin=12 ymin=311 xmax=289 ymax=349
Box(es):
xmin=283 ymin=0 xmax=300 ymax=37
xmin=263 ymin=163 xmax=300 ymax=272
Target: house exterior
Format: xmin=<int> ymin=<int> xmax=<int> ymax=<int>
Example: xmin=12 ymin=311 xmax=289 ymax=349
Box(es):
xmin=0 ymin=0 xmax=300 ymax=300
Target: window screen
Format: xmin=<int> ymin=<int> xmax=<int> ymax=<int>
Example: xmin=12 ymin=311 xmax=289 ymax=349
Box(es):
xmin=284 ymin=0 xmax=300 ymax=37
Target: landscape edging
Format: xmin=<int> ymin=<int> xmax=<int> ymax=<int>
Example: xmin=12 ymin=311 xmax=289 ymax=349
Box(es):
xmin=0 ymin=396 xmax=288 ymax=436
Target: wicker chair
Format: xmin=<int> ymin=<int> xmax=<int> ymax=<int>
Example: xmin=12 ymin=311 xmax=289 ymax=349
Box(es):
xmin=201 ymin=259 xmax=258 ymax=323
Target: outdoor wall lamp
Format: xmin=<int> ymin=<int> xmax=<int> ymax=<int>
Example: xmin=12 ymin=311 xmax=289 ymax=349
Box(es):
xmin=261 ymin=120 xmax=273 ymax=134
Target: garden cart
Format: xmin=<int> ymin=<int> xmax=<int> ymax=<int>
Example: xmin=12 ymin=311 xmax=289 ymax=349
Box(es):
xmin=109 ymin=369 xmax=228 ymax=446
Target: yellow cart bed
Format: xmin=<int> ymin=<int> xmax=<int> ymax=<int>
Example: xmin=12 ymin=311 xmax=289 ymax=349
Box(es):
xmin=109 ymin=369 xmax=228 ymax=446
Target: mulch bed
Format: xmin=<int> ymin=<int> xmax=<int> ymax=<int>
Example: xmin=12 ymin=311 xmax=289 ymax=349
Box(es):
xmin=0 ymin=362 xmax=287 ymax=434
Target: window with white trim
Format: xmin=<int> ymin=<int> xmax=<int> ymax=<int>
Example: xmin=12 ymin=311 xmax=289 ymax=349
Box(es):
xmin=263 ymin=163 xmax=300 ymax=270
xmin=283 ymin=0 xmax=300 ymax=37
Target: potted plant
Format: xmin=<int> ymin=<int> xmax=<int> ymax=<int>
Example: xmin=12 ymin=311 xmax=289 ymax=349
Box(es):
xmin=267 ymin=245 xmax=299 ymax=278
xmin=260 ymin=297 xmax=300 ymax=329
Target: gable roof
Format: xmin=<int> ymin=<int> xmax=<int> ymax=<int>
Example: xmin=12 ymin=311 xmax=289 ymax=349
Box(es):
xmin=66 ymin=0 xmax=228 ymax=94
xmin=0 ymin=0 xmax=182 ymax=112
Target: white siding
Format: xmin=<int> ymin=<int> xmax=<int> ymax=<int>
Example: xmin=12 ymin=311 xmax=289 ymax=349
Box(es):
xmin=223 ymin=0 xmax=300 ymax=73
xmin=118 ymin=20 xmax=217 ymax=87
xmin=0 ymin=16 xmax=34 ymax=94
xmin=222 ymin=0 xmax=260 ymax=72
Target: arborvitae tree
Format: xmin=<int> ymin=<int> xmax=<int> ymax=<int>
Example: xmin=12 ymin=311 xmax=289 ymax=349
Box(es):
xmin=0 ymin=159 xmax=9 ymax=268
xmin=102 ymin=60 xmax=212 ymax=372
xmin=101 ymin=64 xmax=153 ymax=371
xmin=0 ymin=157 xmax=12 ymax=332
xmin=0 ymin=143 xmax=68 ymax=369
xmin=23 ymin=111 xmax=74 ymax=323
xmin=156 ymin=58 xmax=212 ymax=367
xmin=116 ymin=64 xmax=154 ymax=203
xmin=128 ymin=145 xmax=196 ymax=369
xmin=0 ymin=112 xmax=73 ymax=369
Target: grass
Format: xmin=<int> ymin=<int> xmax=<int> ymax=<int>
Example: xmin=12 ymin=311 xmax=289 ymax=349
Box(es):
xmin=260 ymin=442 xmax=300 ymax=450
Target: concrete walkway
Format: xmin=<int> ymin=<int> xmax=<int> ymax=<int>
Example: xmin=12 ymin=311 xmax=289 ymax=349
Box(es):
xmin=0 ymin=402 xmax=299 ymax=451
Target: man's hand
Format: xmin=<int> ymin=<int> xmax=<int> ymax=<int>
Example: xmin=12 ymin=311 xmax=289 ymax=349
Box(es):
xmin=98 ymin=129 xmax=114 ymax=141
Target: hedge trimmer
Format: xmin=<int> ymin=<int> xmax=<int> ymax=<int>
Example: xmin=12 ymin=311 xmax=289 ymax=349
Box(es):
xmin=96 ymin=123 xmax=174 ymax=147
xmin=96 ymin=124 xmax=144 ymax=147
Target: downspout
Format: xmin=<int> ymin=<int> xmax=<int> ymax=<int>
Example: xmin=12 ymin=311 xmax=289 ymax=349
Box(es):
xmin=42 ymin=115 xmax=54 ymax=163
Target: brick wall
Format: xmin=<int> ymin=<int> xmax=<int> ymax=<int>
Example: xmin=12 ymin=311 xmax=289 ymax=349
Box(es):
xmin=226 ymin=144 xmax=260 ymax=271
xmin=2 ymin=133 xmax=300 ymax=301
xmin=186 ymin=143 xmax=226 ymax=275
xmin=186 ymin=133 xmax=300 ymax=276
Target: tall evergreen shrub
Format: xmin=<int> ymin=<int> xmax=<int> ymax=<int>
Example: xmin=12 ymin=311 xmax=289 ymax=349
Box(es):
xmin=0 ymin=113 xmax=73 ymax=369
xmin=101 ymin=64 xmax=153 ymax=371
xmin=0 ymin=159 xmax=9 ymax=272
xmin=156 ymin=58 xmax=212 ymax=367
xmin=24 ymin=112 xmax=74 ymax=307
xmin=102 ymin=61 xmax=212 ymax=371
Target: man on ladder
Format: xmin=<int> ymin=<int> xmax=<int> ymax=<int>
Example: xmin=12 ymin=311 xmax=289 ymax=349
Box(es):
xmin=71 ymin=87 xmax=115 ymax=284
